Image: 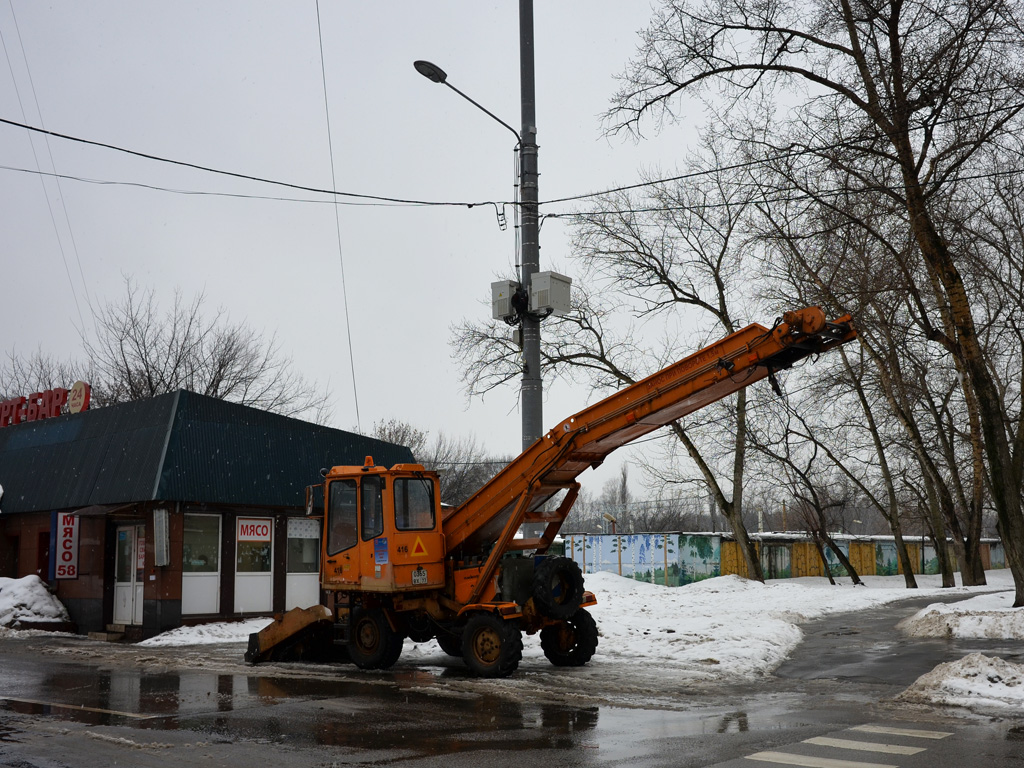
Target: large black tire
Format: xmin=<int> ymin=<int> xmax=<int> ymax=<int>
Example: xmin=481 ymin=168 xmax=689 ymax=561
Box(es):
xmin=533 ymin=556 xmax=585 ymax=619
xmin=436 ymin=631 xmax=463 ymax=657
xmin=462 ymin=613 xmax=523 ymax=678
xmin=348 ymin=608 xmax=404 ymax=670
xmin=540 ymin=607 xmax=598 ymax=667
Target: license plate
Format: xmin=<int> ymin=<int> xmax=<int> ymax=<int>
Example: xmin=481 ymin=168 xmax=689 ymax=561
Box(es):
xmin=412 ymin=566 xmax=428 ymax=585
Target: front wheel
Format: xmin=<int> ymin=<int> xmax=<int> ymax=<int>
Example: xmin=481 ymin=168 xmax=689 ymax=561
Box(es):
xmin=348 ymin=608 xmax=404 ymax=670
xmin=462 ymin=613 xmax=522 ymax=678
xmin=540 ymin=607 xmax=598 ymax=667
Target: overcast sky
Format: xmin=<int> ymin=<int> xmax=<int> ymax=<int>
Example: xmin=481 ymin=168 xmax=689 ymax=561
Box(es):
xmin=1 ymin=2 xmax=699 ymax=497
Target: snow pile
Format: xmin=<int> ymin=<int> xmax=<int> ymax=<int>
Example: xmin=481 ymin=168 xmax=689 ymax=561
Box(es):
xmin=898 ymin=653 xmax=1024 ymax=711
xmin=533 ymin=572 xmax=965 ymax=679
xmin=397 ymin=571 xmax=993 ymax=681
xmin=898 ymin=591 xmax=1024 ymax=640
xmin=0 ymin=575 xmax=71 ymax=627
xmin=138 ymin=617 xmax=270 ymax=646
xmin=128 ymin=570 xmax=1020 ymax=695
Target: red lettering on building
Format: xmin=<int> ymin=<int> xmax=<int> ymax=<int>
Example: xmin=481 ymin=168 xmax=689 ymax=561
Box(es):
xmin=0 ymin=384 xmax=86 ymax=428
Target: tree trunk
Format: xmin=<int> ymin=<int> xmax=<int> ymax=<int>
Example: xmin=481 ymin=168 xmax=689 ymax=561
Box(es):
xmin=724 ymin=503 xmax=764 ymax=582
xmin=811 ymin=534 xmax=837 ymax=585
xmin=821 ymin=532 xmax=862 ymax=585
xmin=921 ymin=474 xmax=957 ymax=588
xmin=674 ymin=421 xmax=765 ymax=582
xmin=891 ymin=525 xmax=918 ymax=590
xmin=901 ymin=170 xmax=1024 ymax=604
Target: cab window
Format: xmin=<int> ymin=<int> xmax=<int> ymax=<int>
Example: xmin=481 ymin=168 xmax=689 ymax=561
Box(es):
xmin=361 ymin=476 xmax=384 ymax=540
xmin=395 ymin=477 xmax=435 ymax=531
xmin=327 ymin=479 xmax=357 ymax=554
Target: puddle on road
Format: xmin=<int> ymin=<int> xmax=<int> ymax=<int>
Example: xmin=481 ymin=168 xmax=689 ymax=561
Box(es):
xmin=0 ymin=663 xmax=810 ymax=760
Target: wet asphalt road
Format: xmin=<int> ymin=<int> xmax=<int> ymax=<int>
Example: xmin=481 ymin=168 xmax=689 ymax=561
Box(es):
xmin=1 ymin=595 xmax=1022 ymax=768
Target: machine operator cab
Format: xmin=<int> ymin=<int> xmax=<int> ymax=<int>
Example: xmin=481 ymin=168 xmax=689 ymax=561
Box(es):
xmin=315 ymin=457 xmax=446 ymax=592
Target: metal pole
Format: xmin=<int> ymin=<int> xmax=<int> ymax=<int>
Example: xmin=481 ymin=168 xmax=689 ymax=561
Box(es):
xmin=519 ymin=0 xmax=542 ymax=452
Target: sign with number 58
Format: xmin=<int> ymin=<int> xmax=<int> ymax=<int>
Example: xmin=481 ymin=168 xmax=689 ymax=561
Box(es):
xmin=55 ymin=512 xmax=79 ymax=580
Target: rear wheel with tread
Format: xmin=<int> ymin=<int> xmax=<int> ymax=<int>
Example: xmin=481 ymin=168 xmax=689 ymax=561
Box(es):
xmin=540 ymin=607 xmax=598 ymax=667
xmin=533 ymin=556 xmax=585 ymax=619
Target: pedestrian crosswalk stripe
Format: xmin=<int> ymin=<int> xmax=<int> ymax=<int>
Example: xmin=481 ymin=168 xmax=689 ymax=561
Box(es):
xmin=745 ymin=751 xmax=898 ymax=768
xmin=850 ymin=725 xmax=953 ymax=740
xmin=804 ymin=736 xmax=926 ymax=755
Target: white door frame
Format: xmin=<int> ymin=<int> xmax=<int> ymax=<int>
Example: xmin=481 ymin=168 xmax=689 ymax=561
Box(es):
xmin=234 ymin=516 xmax=274 ymax=614
xmin=113 ymin=524 xmax=144 ymax=625
xmin=182 ymin=513 xmax=221 ymax=615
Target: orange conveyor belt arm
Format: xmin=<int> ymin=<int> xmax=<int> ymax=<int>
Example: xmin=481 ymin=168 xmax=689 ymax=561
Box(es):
xmin=442 ymin=307 xmax=857 ymax=567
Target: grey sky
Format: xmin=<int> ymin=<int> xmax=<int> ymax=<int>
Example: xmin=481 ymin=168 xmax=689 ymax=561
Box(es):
xmin=1 ymin=2 xmax=693 ymax=494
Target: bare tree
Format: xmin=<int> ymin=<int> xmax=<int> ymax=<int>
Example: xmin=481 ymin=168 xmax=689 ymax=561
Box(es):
xmin=610 ymin=0 xmax=1024 ymax=603
xmin=369 ymin=419 xmax=513 ymax=507
xmin=454 ymin=142 xmax=773 ymax=580
xmin=1 ymin=277 xmax=332 ymax=422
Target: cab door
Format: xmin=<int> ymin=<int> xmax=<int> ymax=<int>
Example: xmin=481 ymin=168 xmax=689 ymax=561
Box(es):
xmin=323 ymin=478 xmax=360 ymax=587
xmin=390 ymin=476 xmax=445 ymax=589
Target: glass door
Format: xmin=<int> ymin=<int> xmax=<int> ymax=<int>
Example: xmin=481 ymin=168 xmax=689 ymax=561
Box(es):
xmin=182 ymin=514 xmax=221 ymax=614
xmin=285 ymin=518 xmax=320 ymax=609
xmin=235 ymin=517 xmax=273 ymax=613
xmin=113 ymin=525 xmax=144 ymax=625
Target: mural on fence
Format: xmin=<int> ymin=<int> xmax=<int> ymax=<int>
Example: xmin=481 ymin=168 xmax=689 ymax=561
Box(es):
xmin=567 ymin=533 xmax=721 ymax=586
xmin=566 ymin=533 xmax=1004 ymax=585
xmin=760 ymin=544 xmax=791 ymax=579
xmin=921 ymin=544 xmax=939 ymax=575
xmin=823 ymin=540 xmax=850 ymax=577
xmin=875 ymin=542 xmax=899 ymax=576
xmin=990 ymin=543 xmax=1006 ymax=569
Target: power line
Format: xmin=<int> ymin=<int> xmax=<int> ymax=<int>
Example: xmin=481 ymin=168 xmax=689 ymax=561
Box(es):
xmin=0 ymin=163 xmax=428 ymax=205
xmin=2 ymin=95 xmax=1022 ymax=218
xmin=8 ymin=1 xmax=94 ymax=322
xmin=0 ymin=115 xmax=502 ymax=208
xmin=316 ymin=1 xmax=360 ymax=433
xmin=0 ymin=23 xmax=86 ymax=330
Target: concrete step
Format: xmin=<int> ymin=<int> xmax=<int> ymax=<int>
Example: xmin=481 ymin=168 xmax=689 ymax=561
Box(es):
xmin=88 ymin=631 xmax=125 ymax=642
xmin=106 ymin=623 xmax=126 ymax=633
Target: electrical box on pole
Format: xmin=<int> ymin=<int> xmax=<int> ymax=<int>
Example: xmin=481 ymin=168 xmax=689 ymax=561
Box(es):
xmin=529 ymin=272 xmax=572 ymax=317
xmin=491 ymin=280 xmax=520 ymax=321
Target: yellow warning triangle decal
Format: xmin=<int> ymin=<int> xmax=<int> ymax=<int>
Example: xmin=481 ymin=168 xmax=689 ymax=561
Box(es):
xmin=411 ymin=536 xmax=428 ymax=557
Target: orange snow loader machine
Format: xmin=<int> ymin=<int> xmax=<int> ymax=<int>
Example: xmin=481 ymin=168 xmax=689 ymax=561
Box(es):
xmin=246 ymin=308 xmax=856 ymax=677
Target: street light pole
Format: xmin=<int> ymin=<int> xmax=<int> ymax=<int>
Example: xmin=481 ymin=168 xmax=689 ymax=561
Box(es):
xmin=518 ymin=0 xmax=542 ymax=453
xmin=414 ymin=0 xmax=544 ymax=454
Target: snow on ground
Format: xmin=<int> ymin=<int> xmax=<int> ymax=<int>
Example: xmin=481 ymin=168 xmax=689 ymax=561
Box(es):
xmin=898 ymin=653 xmax=1024 ymax=711
xmin=138 ymin=617 xmax=271 ymax=647
xmin=898 ymin=590 xmax=1024 ymax=639
xmin=111 ymin=571 xmax=1021 ymax=685
xmin=0 ymin=575 xmax=70 ymax=628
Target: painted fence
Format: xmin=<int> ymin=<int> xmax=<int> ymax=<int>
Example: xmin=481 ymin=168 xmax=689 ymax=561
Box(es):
xmin=565 ymin=533 xmax=722 ymax=586
xmin=564 ymin=532 xmax=1006 ymax=585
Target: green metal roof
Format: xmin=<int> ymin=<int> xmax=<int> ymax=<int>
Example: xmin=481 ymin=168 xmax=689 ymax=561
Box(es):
xmin=0 ymin=390 xmax=413 ymax=514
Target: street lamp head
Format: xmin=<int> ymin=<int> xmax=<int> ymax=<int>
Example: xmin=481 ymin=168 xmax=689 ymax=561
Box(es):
xmin=414 ymin=60 xmax=447 ymax=84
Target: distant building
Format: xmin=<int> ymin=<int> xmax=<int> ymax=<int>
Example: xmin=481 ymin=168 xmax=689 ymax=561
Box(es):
xmin=0 ymin=390 xmax=412 ymax=640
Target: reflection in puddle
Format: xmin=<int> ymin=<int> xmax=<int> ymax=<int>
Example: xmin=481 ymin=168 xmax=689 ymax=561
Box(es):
xmin=1 ymin=669 xmax=266 ymax=727
xmin=717 ymin=712 xmax=749 ymax=733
